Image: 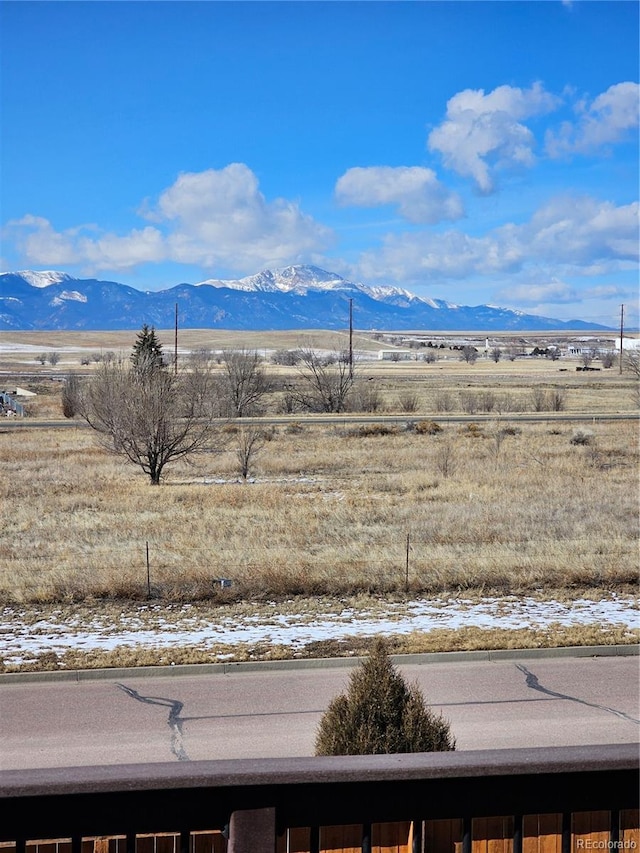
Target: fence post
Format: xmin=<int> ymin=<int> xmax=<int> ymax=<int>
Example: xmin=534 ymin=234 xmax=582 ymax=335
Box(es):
xmin=227 ymin=807 xmax=276 ymax=853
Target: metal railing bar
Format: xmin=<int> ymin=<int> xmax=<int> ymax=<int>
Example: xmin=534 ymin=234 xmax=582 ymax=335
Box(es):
xmin=0 ymin=745 xmax=637 ymax=846
xmin=463 ymin=816 xmax=472 ymax=853
xmin=361 ymin=822 xmax=371 ymax=853
xmin=562 ymin=812 xmax=571 ymax=853
xmin=611 ymin=810 xmax=620 ymax=848
xmin=2 ymin=744 xmax=637 ymax=800
xmin=309 ymin=826 xmax=319 ymax=853
xmin=411 ymin=820 xmax=422 ymax=853
xmin=513 ymin=814 xmax=523 ymax=853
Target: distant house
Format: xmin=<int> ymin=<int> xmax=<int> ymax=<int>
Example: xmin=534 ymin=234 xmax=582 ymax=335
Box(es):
xmin=378 ymin=350 xmax=414 ymax=361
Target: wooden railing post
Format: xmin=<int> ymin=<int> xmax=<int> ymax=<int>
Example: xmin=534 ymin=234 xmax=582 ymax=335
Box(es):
xmin=228 ymin=807 xmax=276 ymax=853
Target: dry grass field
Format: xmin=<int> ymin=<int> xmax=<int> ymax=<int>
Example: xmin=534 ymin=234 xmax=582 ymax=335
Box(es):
xmin=2 ymin=327 xmax=639 ymax=418
xmin=1 ymin=403 xmax=637 ymax=604
xmin=1 ymin=328 xmax=638 ymax=669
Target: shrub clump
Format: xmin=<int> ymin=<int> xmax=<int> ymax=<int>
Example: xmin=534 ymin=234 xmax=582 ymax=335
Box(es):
xmin=415 ymin=420 xmax=442 ymax=435
xmin=570 ymin=429 xmax=595 ymax=446
xmin=462 ymin=422 xmax=484 ymax=438
xmin=314 ymin=639 xmax=456 ymax=755
xmin=354 ymin=423 xmax=400 ymax=437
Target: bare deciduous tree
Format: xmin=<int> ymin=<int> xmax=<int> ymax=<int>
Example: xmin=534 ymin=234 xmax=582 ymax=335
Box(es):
xmin=460 ymin=346 xmax=478 ymax=364
xmin=289 ymin=348 xmax=356 ymax=413
xmin=235 ymin=426 xmax=266 ymax=481
xmin=348 ymin=378 xmax=382 ymax=412
xmin=490 ymin=346 xmax=502 ymax=363
xmin=624 ymin=350 xmax=640 ymax=407
xmin=80 ymin=362 xmax=220 ymax=485
xmin=433 ymin=390 xmax=455 ymax=412
xmin=188 ymin=347 xmax=214 ymax=369
xmin=271 ymin=348 xmax=303 ymax=366
xmin=624 ymin=350 xmax=640 ymax=377
xmin=61 ymin=374 xmax=81 ymax=418
xmin=600 ymin=350 xmax=616 ymax=369
xmin=398 ymin=390 xmax=419 ymax=413
xmin=219 ymin=349 xmax=270 ymax=417
xmin=434 ymin=441 xmax=456 ymax=478
xmin=580 ymin=350 xmax=594 ymax=369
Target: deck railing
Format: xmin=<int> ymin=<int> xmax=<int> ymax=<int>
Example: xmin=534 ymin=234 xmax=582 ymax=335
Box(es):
xmin=0 ymin=744 xmax=637 ymax=853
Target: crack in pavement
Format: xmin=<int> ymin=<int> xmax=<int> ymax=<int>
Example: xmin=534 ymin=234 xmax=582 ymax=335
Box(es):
xmin=116 ymin=683 xmax=189 ymax=761
xmin=515 ymin=664 xmax=640 ymax=724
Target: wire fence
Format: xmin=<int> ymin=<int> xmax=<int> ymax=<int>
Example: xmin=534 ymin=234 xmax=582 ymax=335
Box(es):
xmin=0 ymin=392 xmax=24 ymax=417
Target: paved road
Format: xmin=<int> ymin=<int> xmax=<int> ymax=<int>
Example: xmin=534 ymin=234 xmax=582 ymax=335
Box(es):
xmin=3 ymin=412 xmax=640 ymax=431
xmin=0 ymin=654 xmax=637 ymax=769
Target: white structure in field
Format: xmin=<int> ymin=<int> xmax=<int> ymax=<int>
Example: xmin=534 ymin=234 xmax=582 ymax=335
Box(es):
xmin=620 ymin=337 xmax=640 ymax=350
xmin=378 ymin=350 xmax=414 ymax=361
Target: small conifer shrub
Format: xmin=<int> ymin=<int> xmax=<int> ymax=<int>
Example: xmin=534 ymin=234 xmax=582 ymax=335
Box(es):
xmin=314 ymin=639 xmax=456 ymax=755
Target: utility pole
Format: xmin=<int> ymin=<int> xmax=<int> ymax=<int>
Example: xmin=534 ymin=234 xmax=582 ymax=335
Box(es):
xmin=174 ymin=303 xmax=178 ymax=375
xmin=619 ymin=304 xmax=624 ymax=375
xmin=349 ymin=297 xmax=354 ymax=379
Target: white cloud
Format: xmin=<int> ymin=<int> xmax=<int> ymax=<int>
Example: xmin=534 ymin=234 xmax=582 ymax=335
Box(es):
xmin=6 ymin=215 xmax=86 ymax=267
xmin=80 ymin=228 xmax=167 ymax=269
xmin=525 ymin=196 xmax=639 ymax=267
xmin=428 ymin=82 xmax=560 ymax=193
xmin=493 ymin=279 xmax=629 ymax=319
xmin=546 ymin=82 xmax=640 ymax=157
xmin=6 ymin=165 xmax=333 ymax=275
xmin=4 ymin=216 xmax=167 ymax=272
xmin=335 ymin=165 xmax=464 ymax=223
xmin=146 ymin=163 xmax=333 ymax=270
xmin=495 ymin=280 xmax=578 ymax=305
xmin=354 ymin=196 xmax=639 ymax=284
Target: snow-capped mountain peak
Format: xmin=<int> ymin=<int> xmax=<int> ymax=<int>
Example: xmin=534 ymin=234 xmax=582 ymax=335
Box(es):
xmin=0 ymin=266 xmax=613 ymax=332
xmin=271 ymin=265 xmax=349 ymax=293
xmin=195 ymin=264 xmax=351 ymax=295
xmin=10 ymin=270 xmax=76 ymax=288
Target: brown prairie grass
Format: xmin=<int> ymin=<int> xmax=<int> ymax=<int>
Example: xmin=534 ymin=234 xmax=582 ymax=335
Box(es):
xmin=0 ymin=416 xmax=638 ymax=604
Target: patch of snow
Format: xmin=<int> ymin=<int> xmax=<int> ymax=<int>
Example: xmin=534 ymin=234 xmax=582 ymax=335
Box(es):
xmin=0 ymin=342 xmax=90 ymax=354
xmin=58 ymin=290 xmax=89 ymax=302
xmin=12 ymin=271 xmax=75 ymax=288
xmin=50 ymin=290 xmax=88 ymax=305
xmin=1 ymin=595 xmax=637 ymax=668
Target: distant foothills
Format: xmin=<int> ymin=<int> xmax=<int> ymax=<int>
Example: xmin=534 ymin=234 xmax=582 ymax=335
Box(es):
xmin=0 ymin=265 xmax=614 ymax=332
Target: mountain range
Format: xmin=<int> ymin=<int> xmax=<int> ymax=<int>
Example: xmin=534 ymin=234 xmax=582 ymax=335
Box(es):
xmin=0 ymin=265 xmax=612 ymax=332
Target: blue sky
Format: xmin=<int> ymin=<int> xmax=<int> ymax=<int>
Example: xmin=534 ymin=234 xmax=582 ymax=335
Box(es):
xmin=1 ymin=1 xmax=638 ymax=326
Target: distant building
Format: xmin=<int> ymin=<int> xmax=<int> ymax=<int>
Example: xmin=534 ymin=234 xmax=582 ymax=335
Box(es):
xmin=378 ymin=350 xmax=414 ymax=361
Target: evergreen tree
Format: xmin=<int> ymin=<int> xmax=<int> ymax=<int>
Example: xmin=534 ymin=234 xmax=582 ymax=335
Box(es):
xmin=315 ymin=639 xmax=456 ymax=755
xmin=131 ymin=324 xmax=164 ymax=374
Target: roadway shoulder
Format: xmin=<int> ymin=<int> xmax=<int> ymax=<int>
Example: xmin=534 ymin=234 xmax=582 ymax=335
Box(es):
xmin=0 ymin=643 xmax=637 ymax=684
